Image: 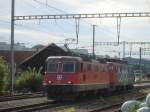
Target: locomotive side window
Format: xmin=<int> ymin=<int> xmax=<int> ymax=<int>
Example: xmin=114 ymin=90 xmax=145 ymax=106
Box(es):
xmin=80 ymin=63 xmax=83 ymax=72
xmin=99 ymin=65 xmax=102 ymax=72
xmin=87 ymin=64 xmax=91 ymax=71
xmin=63 ymin=62 xmax=75 ymax=72
xmin=75 ymin=63 xmax=80 ymax=72
xmin=101 ymin=65 xmax=105 ymax=72
xmin=47 ymin=63 xmax=58 ymax=72
xmin=115 ymin=66 xmax=118 ymax=72
xmin=119 ymin=66 xmax=122 ymax=73
xmin=108 ymin=65 xmax=113 ymax=72
xmin=95 ymin=65 xmax=99 ymax=72
xmin=104 ymin=66 xmax=108 ymax=72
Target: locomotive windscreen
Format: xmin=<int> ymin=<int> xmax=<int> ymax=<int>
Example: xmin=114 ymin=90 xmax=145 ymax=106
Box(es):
xmin=47 ymin=63 xmax=58 ymax=72
xmin=46 ymin=57 xmax=80 ymax=73
xmin=63 ymin=62 xmax=75 ymax=72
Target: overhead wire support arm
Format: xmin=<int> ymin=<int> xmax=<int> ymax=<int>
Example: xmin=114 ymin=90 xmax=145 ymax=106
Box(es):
xmin=14 ymin=12 xmax=150 ymax=20
xmin=94 ymin=41 xmax=150 ymax=46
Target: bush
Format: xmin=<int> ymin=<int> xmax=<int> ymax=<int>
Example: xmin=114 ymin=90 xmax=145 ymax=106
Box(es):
xmin=15 ymin=67 xmax=42 ymax=92
xmin=146 ymin=93 xmax=150 ymax=108
xmin=137 ymin=107 xmax=150 ymax=112
xmin=121 ymin=100 xmax=140 ymax=112
xmin=0 ymin=57 xmax=9 ymax=94
xmin=121 ymin=93 xmax=150 ymax=112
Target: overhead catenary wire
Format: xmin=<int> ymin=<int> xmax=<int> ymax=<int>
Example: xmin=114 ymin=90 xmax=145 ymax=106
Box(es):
xmin=2 ymin=18 xmax=150 ymax=48
xmin=1 ymin=18 xmax=150 ymax=48
xmin=32 ymin=0 xmax=81 ymax=44
xmin=33 ymin=0 xmax=67 ymax=14
xmin=31 ymin=0 xmax=105 ymax=42
xmin=0 ymin=19 xmax=71 ymax=45
xmin=14 ymin=12 xmax=150 ymax=46
xmin=12 ymin=1 xmax=150 ymax=56
xmin=14 ymin=0 xmax=150 ymax=43
xmin=15 ymin=0 xmax=76 ymax=44
xmin=21 ymin=0 xmax=127 ymax=45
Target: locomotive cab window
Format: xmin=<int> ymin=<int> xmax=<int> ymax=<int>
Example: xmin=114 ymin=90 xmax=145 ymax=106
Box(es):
xmin=47 ymin=63 xmax=58 ymax=72
xmin=63 ymin=62 xmax=75 ymax=72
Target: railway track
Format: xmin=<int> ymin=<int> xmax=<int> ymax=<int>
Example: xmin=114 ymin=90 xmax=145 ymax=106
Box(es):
xmin=0 ymin=101 xmax=67 ymax=112
xmin=0 ymin=92 xmax=43 ymax=102
xmin=88 ymin=95 xmax=146 ymax=112
xmin=0 ymin=83 xmax=149 ymax=112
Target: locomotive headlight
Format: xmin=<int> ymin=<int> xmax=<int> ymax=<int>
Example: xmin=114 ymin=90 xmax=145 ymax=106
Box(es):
xmin=43 ymin=82 xmax=47 ymax=85
xmin=67 ymin=81 xmax=72 ymax=84
xmin=48 ymin=81 xmax=52 ymax=84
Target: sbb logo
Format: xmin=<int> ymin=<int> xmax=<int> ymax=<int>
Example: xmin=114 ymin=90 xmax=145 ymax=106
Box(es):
xmin=57 ymin=74 xmax=62 ymax=80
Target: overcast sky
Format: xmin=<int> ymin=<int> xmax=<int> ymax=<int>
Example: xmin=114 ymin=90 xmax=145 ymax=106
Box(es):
xmin=1 ymin=0 xmax=150 ymax=57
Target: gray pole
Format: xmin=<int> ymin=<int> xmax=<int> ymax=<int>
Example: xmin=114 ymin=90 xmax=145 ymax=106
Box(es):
xmin=139 ymin=47 xmax=142 ymax=65
xmin=129 ymin=43 xmax=132 ymax=57
xmin=122 ymin=41 xmax=125 ymax=58
xmin=139 ymin=47 xmax=142 ymax=80
xmin=10 ymin=0 xmax=15 ymax=96
xmin=93 ymin=25 xmax=96 ymax=59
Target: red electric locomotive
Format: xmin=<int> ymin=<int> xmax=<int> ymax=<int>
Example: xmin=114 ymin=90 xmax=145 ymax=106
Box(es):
xmin=43 ymin=56 xmax=134 ymax=100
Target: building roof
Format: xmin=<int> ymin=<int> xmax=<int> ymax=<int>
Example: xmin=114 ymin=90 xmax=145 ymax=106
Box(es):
xmin=0 ymin=42 xmax=34 ymax=51
xmin=0 ymin=50 xmax=35 ymax=66
xmin=19 ymin=43 xmax=69 ymax=72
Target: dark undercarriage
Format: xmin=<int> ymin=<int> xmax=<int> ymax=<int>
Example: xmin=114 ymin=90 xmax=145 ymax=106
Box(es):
xmin=45 ymin=83 xmax=134 ymax=100
xmin=45 ymin=83 xmax=109 ymax=100
xmin=46 ymin=84 xmax=76 ymax=100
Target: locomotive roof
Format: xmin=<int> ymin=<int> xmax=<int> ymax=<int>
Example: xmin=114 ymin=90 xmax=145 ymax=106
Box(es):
xmin=96 ymin=57 xmax=128 ymax=64
xmin=47 ymin=56 xmax=82 ymax=61
xmin=106 ymin=58 xmax=128 ymax=64
xmin=47 ymin=56 xmax=127 ymax=65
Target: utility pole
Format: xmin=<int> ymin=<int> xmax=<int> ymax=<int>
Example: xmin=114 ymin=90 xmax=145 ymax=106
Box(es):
xmin=10 ymin=0 xmax=15 ymax=96
xmin=118 ymin=52 xmax=121 ymax=59
xmin=129 ymin=43 xmax=132 ymax=57
xmin=92 ymin=25 xmax=96 ymax=59
xmin=139 ymin=47 xmax=142 ymax=65
xmin=122 ymin=41 xmax=125 ymax=59
xmin=139 ymin=47 xmax=142 ymax=81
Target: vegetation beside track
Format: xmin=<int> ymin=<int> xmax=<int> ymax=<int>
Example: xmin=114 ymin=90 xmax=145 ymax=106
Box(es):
xmin=0 ymin=57 xmax=9 ymax=95
xmin=0 ymin=57 xmax=43 ymax=94
xmin=14 ymin=67 xmax=43 ymax=92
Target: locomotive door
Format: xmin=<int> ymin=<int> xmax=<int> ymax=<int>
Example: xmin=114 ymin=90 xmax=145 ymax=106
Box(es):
xmin=56 ymin=62 xmax=63 ymax=83
xmin=108 ymin=64 xmax=117 ymax=83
